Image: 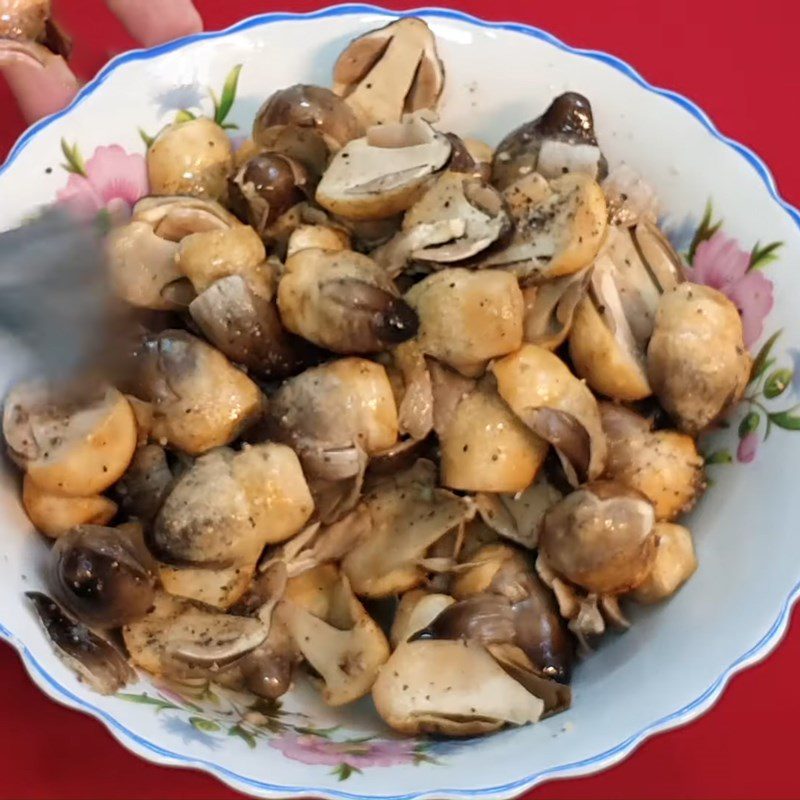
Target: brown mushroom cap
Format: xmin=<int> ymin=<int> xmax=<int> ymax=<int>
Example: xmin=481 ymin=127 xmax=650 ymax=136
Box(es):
xmin=492 ymin=92 xmax=607 ymax=190
xmin=333 ymin=18 xmax=444 ymax=128
xmin=647 ymin=283 xmax=751 ymax=434
xmin=540 ymin=480 xmax=657 ymax=594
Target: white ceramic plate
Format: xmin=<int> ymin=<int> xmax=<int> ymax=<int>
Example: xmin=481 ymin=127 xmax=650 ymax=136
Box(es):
xmin=1 ymin=5 xmax=799 ymax=799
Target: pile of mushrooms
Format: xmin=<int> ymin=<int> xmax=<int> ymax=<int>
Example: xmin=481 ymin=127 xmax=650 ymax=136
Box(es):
xmin=6 ymin=17 xmax=752 ymax=736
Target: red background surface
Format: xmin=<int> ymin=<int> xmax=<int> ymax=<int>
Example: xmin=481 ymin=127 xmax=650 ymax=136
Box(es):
xmin=1 ymin=1 xmax=799 ymax=798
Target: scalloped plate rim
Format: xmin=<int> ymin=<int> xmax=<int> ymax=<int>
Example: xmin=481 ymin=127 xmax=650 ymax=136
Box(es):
xmin=1 ymin=5 xmax=799 ymax=799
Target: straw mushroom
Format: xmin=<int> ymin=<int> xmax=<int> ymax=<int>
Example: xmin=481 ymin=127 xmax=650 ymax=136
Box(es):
xmin=147 ymin=117 xmax=233 ymax=200
xmin=521 ymin=268 xmax=591 ymax=351
xmin=390 ymin=590 xmax=455 ymax=647
xmin=316 ymin=114 xmax=452 ymax=220
xmin=278 ymin=247 xmax=419 ymax=353
xmin=278 ymin=564 xmax=390 ymax=705
xmin=492 ymin=92 xmax=607 ymax=190
xmin=406 ymin=268 xmax=524 ymax=376
xmin=630 ymin=522 xmax=697 ymax=604
xmin=539 ymin=481 xmax=657 ymax=595
xmin=600 ymin=403 xmax=705 ymax=521
xmin=332 ymin=17 xmax=444 ymax=127
xmin=128 ymin=330 xmax=264 ymax=455
xmin=491 ymin=344 xmax=607 ymax=484
xmin=3 ymin=380 xmax=137 ymax=497
xmin=113 ymin=443 xmax=175 ymax=523
xmin=481 ymin=172 xmax=607 ymax=283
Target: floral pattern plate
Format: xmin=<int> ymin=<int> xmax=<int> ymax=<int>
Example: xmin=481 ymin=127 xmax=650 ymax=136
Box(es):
xmin=1 ymin=5 xmax=800 ymax=800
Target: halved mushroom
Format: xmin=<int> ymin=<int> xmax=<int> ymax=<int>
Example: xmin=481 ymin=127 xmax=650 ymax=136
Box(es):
xmin=132 ymin=195 xmax=238 ymax=239
xmin=630 ymin=522 xmax=697 ymax=604
xmin=406 ymin=268 xmax=524 ymax=376
xmin=228 ymin=152 xmax=311 ymax=235
xmin=491 ymin=344 xmax=607 ymax=484
xmin=332 ymin=18 xmax=444 ymax=128
xmin=388 ymin=340 xmax=434 ymax=441
xmin=189 ymin=275 xmax=314 ymax=378
xmin=277 ymin=247 xmax=418 ymax=353
xmin=568 ymin=257 xmax=651 ymax=401
xmin=128 ymin=330 xmax=263 ymax=455
xmin=3 ymin=380 xmax=137 ymax=497
xmin=539 ymin=481 xmax=657 ymax=595
xmin=22 ymin=475 xmax=117 ymax=538
xmin=253 ymin=84 xmax=364 ymax=176
xmin=340 ymin=460 xmax=473 ymax=597
xmin=647 ymin=283 xmax=751 ymax=435
xmin=481 ymin=172 xmax=607 ymax=284
xmin=316 ymin=114 xmax=452 ymax=220
xmin=286 ymin=224 xmax=350 ymax=257
xmin=599 ymin=222 xmax=685 ymax=346
xmin=391 ymin=171 xmax=510 ymax=266
xmin=175 ymin=224 xmax=270 ymax=297
xmin=277 ymin=564 xmax=390 ymax=705
xmin=27 ymin=592 xmax=134 ymax=694
xmin=152 ymin=443 xmax=314 ymax=608
xmin=600 ymin=403 xmax=705 ymax=521
xmin=390 ymin=589 xmax=455 ymax=647
xmin=373 ymin=638 xmax=544 ymax=736
xmin=123 ymin=591 xmax=268 ymax=678
xmin=446 ymin=134 xmax=492 ymax=182
xmin=439 ymin=382 xmax=548 ymax=493
xmin=492 ymin=92 xmax=607 ymax=190
xmin=147 ymin=117 xmax=233 ymax=200
xmin=48 ymin=523 xmax=157 ymax=628
xmin=475 ymin=475 xmax=563 ymax=549
xmin=269 ymin=358 xmax=398 ymax=480
xmin=114 ymin=443 xmax=176 ymax=523
xmin=521 ymin=268 xmax=591 ymax=351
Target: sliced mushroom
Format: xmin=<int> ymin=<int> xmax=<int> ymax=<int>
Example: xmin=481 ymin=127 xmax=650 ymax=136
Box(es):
xmin=123 ymin=591 xmax=267 ymax=678
xmin=278 ymin=564 xmax=390 ymax=705
xmin=476 ymin=475 xmax=563 ymax=549
xmin=600 ymin=403 xmax=705 ymax=521
xmin=491 ymin=344 xmax=607 ymax=484
xmin=332 ymin=18 xmax=444 ymax=128
xmin=253 ymin=84 xmax=364 ymax=175
xmin=340 ymin=460 xmax=473 ymax=597
xmin=128 ymin=330 xmax=263 ymax=455
xmin=147 ymin=117 xmax=233 ymax=201
xmin=521 ymin=268 xmax=591 ymax=351
xmin=390 ymin=590 xmax=456 ymax=647
xmin=22 ymin=475 xmax=117 ymax=538
xmin=602 ymin=165 xmax=660 ymax=227
xmin=3 ymin=380 xmax=137 ymax=497
xmin=113 ymin=443 xmax=175 ymax=523
xmin=277 ymin=248 xmax=418 ymax=353
xmin=27 ymin=592 xmax=134 ymax=694
xmin=228 ymin=152 xmax=311 ymax=235
xmin=492 ymin=92 xmax=607 ymax=190
xmin=540 ymin=481 xmax=657 ymax=595
xmin=48 ymin=523 xmax=157 ymax=628
xmin=648 ymin=283 xmax=751 ymax=434
xmin=175 ymin=224 xmax=270 ymax=297
xmin=132 ymin=195 xmax=237 ymax=240
xmin=630 ymin=522 xmax=697 ymax=604
xmin=389 ymin=340 xmax=434 ymax=441
xmin=286 ymin=224 xmax=350 ymax=258
xmin=373 ymin=638 xmax=544 ymax=736
xmin=269 ymin=358 xmax=398 ymax=480
xmin=406 ymin=268 xmax=524 ymax=376
xmin=152 ymin=443 xmax=313 ymax=608
xmin=386 ymin=171 xmax=509 ymax=267
xmin=189 ymin=275 xmax=314 ymax=379
xmin=439 ymin=382 xmax=548 ymax=493
xmin=316 ymin=114 xmax=452 ymax=220
xmin=569 ymin=257 xmax=652 ymax=401
xmin=481 ymin=172 xmax=607 ymax=283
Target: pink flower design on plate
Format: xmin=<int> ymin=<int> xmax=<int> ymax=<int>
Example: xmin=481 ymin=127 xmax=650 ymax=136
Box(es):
xmin=737 ymin=431 xmax=759 ymax=463
xmin=56 ymin=145 xmax=148 ymax=218
xmin=270 ymin=733 xmax=417 ymax=768
xmin=685 ymin=231 xmax=774 ymax=348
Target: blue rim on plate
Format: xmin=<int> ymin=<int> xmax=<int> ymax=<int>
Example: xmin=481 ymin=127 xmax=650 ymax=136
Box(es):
xmin=1 ymin=5 xmax=799 ymax=798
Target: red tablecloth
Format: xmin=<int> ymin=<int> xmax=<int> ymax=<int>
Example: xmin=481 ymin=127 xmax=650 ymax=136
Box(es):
xmin=1 ymin=1 xmax=798 ymax=798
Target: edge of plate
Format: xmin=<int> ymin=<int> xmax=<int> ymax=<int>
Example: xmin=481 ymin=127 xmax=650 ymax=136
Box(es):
xmin=1 ymin=5 xmax=799 ymax=799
